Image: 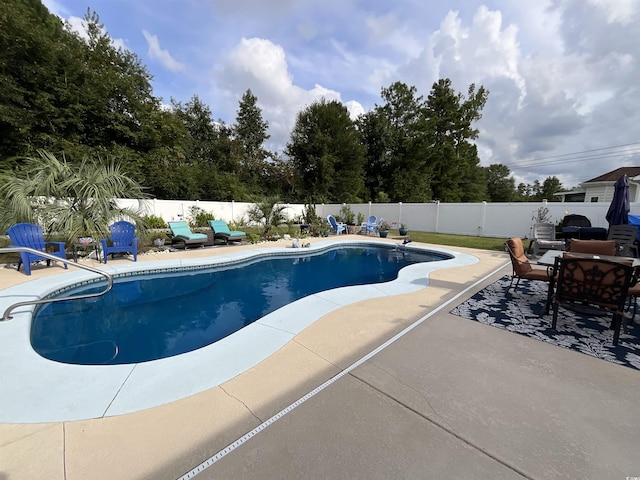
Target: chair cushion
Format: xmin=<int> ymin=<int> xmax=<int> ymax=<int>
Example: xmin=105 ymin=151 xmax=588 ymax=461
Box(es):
xmin=521 ymin=268 xmax=551 ymax=282
xmin=506 ymin=238 xmax=532 ymax=274
xmin=568 ymin=239 xmax=616 ymax=256
xmin=210 ymin=220 xmax=231 ymax=235
xmin=168 ymin=221 xmax=207 ymax=240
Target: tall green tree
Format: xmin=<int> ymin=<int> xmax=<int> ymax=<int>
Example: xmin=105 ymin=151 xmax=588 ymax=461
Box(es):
xmin=170 ymin=95 xmax=248 ymax=200
xmin=533 ymin=176 xmax=563 ymax=202
xmin=234 ymin=89 xmax=270 ymax=193
xmin=424 ymin=79 xmax=488 ymax=202
xmin=0 ymin=0 xmax=86 ymax=162
xmin=68 ymin=10 xmax=161 ymax=157
xmin=356 ymin=110 xmax=391 ymax=201
xmin=286 ymin=99 xmax=365 ymax=203
xmin=485 ymin=164 xmax=516 ymax=202
xmin=377 ymin=81 xmax=431 ymax=202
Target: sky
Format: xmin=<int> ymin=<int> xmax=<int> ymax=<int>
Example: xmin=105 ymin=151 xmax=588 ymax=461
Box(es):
xmin=41 ymin=0 xmax=640 ymax=190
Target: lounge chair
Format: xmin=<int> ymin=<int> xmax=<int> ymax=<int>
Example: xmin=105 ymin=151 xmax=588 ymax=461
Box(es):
xmin=327 ymin=215 xmax=346 ymax=235
xmin=209 ymin=220 xmax=247 ymax=245
xmin=100 ymin=221 xmax=139 ymax=263
xmin=167 ymin=221 xmax=207 ymax=248
xmin=7 ymin=222 xmax=68 ymax=275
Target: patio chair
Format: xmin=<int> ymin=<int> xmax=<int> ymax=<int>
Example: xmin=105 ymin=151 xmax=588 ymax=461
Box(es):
xmin=371 ymin=217 xmax=386 ymax=236
xmin=626 ymin=267 xmax=640 ymax=323
xmin=551 ymin=256 xmax=633 ymax=346
xmin=568 ymin=239 xmax=616 ymax=256
xmin=209 ymin=220 xmax=246 ymax=245
xmin=531 ymin=223 xmax=565 ymax=257
xmin=100 ymin=221 xmax=139 ymax=263
xmin=361 ymin=215 xmax=377 ymax=236
xmin=327 ymin=215 xmax=347 ymax=235
xmin=505 ymin=237 xmax=554 ymax=293
xmin=7 ymin=222 xmax=67 ymax=275
xmin=607 ymin=224 xmax=638 ymax=257
xmin=167 ymin=221 xmax=208 ymax=248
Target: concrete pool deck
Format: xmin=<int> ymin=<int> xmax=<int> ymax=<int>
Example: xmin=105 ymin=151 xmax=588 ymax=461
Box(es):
xmin=2 ymin=236 xmax=640 ymax=479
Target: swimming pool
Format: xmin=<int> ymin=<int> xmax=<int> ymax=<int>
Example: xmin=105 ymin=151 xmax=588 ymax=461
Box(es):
xmin=0 ymin=239 xmax=478 ymax=422
xmin=32 ymin=244 xmax=450 ymax=366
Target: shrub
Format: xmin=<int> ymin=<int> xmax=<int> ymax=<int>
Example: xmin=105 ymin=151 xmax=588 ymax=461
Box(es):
xmin=143 ymin=214 xmax=167 ymax=229
xmin=338 ymin=204 xmax=355 ymax=224
xmin=189 ymin=206 xmax=215 ymax=228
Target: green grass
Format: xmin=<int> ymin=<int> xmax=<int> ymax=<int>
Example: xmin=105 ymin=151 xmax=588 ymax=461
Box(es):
xmin=260 ymin=226 xmax=507 ymax=252
xmin=393 ymin=231 xmax=507 ymax=251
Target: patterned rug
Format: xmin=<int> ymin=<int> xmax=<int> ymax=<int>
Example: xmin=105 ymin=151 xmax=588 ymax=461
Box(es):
xmin=450 ymin=276 xmax=640 ymax=370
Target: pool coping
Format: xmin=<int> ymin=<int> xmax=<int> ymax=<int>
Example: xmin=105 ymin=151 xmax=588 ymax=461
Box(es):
xmin=0 ymin=239 xmax=478 ymax=423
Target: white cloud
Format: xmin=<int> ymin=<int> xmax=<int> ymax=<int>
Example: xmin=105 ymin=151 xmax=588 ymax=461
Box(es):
xmin=588 ymin=0 xmax=638 ymax=25
xmin=142 ymin=31 xmax=185 ymax=72
xmin=345 ymin=100 xmax=365 ymax=120
xmin=214 ymin=37 xmax=357 ymax=151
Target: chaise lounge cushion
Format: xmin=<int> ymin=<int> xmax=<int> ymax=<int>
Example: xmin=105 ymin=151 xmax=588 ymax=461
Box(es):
xmin=168 ymin=221 xmax=207 ymax=246
xmin=209 ymin=220 xmax=246 ymax=244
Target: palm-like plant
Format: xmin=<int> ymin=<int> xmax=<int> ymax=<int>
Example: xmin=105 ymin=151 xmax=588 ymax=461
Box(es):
xmin=0 ymin=150 xmax=149 ymax=243
xmin=246 ymin=196 xmax=288 ymax=238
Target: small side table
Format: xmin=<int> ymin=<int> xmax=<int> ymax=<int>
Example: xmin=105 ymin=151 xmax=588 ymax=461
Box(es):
xmin=73 ymin=242 xmax=101 ymax=263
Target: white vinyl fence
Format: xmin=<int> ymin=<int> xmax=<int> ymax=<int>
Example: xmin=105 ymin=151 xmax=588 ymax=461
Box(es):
xmin=116 ymin=198 xmax=640 ymax=240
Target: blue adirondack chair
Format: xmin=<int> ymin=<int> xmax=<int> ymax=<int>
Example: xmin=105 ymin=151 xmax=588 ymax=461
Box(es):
xmin=7 ymin=223 xmax=68 ymax=275
xmin=100 ymin=221 xmax=139 ymax=263
xmin=327 ymin=215 xmax=347 ymax=235
xmin=361 ymin=215 xmax=377 ymax=235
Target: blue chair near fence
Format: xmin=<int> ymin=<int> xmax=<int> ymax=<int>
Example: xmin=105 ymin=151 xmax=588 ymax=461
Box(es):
xmin=7 ymin=223 xmax=68 ymax=275
xmin=361 ymin=215 xmax=377 ymax=235
xmin=100 ymin=221 xmax=139 ymax=263
xmin=327 ymin=215 xmax=347 ymax=235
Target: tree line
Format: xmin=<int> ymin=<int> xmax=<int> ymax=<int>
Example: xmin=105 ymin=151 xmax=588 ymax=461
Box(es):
xmin=0 ymin=0 xmax=564 ymax=205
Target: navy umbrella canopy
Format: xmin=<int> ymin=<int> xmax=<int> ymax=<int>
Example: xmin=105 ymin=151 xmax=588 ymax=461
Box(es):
xmin=606 ymin=175 xmax=630 ymax=226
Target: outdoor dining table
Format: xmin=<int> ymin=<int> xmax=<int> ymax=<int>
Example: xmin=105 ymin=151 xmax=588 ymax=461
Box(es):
xmin=537 ymin=249 xmax=640 ymax=315
xmin=537 ymin=250 xmax=640 ymax=315
xmin=537 ymin=249 xmax=640 ymax=267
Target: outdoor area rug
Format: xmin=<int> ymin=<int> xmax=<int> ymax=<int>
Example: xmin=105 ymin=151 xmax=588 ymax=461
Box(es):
xmin=450 ymin=276 xmax=640 ymax=370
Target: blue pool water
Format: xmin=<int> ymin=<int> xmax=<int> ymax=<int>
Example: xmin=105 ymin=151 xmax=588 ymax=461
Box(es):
xmin=31 ymin=244 xmax=450 ymax=365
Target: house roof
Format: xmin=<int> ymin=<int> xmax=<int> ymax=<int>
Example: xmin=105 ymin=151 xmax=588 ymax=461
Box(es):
xmin=584 ymin=166 xmax=640 ymax=183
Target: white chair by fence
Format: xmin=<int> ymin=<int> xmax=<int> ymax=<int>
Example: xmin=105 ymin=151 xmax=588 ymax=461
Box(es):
xmin=532 ymin=223 xmax=565 ymax=257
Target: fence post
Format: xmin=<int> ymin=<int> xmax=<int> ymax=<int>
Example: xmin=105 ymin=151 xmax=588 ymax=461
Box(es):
xmin=435 ymin=201 xmax=440 ymax=233
xmin=398 ymin=202 xmax=402 ymax=228
xmin=480 ymin=201 xmax=487 ymax=236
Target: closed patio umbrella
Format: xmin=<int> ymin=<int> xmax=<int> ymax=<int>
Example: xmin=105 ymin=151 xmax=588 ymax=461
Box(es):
xmin=606 ymin=174 xmax=630 ymax=226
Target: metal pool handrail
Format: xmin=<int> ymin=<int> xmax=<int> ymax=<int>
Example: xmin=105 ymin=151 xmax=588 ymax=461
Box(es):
xmin=0 ymin=246 xmax=113 ymax=322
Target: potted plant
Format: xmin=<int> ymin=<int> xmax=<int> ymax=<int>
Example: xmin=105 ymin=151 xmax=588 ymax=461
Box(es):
xmin=399 ymin=223 xmax=408 ymax=236
xmin=379 ymin=221 xmax=391 ymax=238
